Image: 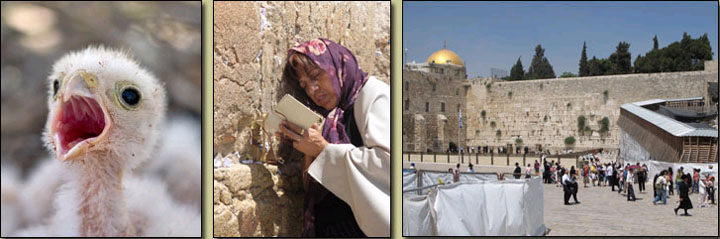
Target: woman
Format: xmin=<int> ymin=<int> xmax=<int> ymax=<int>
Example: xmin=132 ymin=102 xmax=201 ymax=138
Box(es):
xmin=277 ymin=38 xmax=390 ymax=237
xmin=675 ymin=174 xmax=693 ymax=216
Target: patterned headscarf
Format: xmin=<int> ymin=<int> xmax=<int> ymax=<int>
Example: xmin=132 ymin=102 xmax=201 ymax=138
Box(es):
xmin=289 ymin=38 xmax=368 ymax=144
xmin=289 ymin=38 xmax=368 ymax=236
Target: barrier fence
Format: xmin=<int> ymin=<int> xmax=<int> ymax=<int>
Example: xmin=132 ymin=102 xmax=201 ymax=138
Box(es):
xmin=403 ymin=151 xmax=580 ymax=168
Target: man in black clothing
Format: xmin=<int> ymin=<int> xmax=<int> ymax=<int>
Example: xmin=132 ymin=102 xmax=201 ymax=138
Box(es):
xmin=513 ymin=162 xmax=522 ymax=179
xmin=611 ymin=164 xmax=618 ymax=191
xmin=561 ymin=169 xmax=571 ymax=205
xmin=543 ymin=161 xmax=551 ymax=184
xmin=674 ymin=175 xmax=693 ymax=216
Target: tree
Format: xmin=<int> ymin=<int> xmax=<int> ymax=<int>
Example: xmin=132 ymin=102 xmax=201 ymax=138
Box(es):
xmin=634 ymin=33 xmax=713 ymax=73
xmin=509 ymin=57 xmax=525 ymax=81
xmin=608 ymin=41 xmax=632 ymax=74
xmin=579 ymin=41 xmax=589 ymax=76
xmin=560 ymin=72 xmax=577 ymax=78
xmin=587 ymin=56 xmax=601 ymax=76
xmin=653 ymin=35 xmax=659 ymax=50
xmin=527 ymin=44 xmax=556 ymax=79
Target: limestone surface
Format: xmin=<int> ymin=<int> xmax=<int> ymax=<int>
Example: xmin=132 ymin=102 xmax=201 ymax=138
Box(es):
xmin=213 ymin=2 xmax=389 ymax=237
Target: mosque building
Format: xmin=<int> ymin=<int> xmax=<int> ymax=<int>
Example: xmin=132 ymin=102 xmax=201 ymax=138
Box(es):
xmin=402 ymin=43 xmax=470 ymax=153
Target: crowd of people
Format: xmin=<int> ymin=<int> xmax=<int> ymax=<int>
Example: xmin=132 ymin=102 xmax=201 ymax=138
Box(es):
xmin=538 ymin=153 xmax=717 ymax=216
xmin=410 ymin=153 xmax=717 ymax=217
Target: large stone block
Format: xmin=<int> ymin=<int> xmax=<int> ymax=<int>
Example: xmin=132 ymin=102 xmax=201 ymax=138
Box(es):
xmin=213 ymin=2 xmax=388 ymax=236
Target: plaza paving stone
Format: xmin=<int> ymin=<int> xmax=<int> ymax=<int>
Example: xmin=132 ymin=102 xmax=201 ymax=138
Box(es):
xmin=543 ymin=182 xmax=718 ymax=236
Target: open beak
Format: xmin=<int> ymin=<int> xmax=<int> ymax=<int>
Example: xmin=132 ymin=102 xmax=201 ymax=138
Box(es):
xmin=50 ymin=70 xmax=112 ymax=162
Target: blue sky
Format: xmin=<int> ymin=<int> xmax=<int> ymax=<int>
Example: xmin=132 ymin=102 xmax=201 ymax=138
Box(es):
xmin=403 ymin=1 xmax=719 ymax=78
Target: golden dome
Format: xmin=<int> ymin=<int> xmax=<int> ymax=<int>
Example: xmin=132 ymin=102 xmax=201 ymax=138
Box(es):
xmin=427 ymin=49 xmax=464 ymax=66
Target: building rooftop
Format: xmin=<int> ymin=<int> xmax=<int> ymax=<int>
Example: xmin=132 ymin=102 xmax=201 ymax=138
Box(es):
xmin=621 ymin=100 xmax=718 ymax=138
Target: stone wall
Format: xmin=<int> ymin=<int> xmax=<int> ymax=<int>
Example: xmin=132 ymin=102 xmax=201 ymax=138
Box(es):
xmin=402 ymin=64 xmax=468 ymax=152
xmin=464 ymin=61 xmax=718 ymax=154
xmin=213 ymin=163 xmax=304 ymax=237
xmin=213 ymin=1 xmax=389 ymax=237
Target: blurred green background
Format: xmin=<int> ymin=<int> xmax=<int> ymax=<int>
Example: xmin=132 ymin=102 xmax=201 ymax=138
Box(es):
xmin=1 ymin=1 xmax=202 ymax=174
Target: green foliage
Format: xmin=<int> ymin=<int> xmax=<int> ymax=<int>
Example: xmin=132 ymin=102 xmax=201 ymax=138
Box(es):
xmin=481 ymin=110 xmax=487 ymax=118
xmin=565 ymin=136 xmax=576 ymax=145
xmin=577 ymin=115 xmax=587 ymax=132
xmin=475 ymin=129 xmax=480 ymax=136
xmin=560 ymin=72 xmax=577 ymax=78
xmin=653 ymin=35 xmax=659 ymax=50
xmin=579 ymin=41 xmax=589 ymax=76
xmin=587 ymin=56 xmax=601 ymax=76
xmin=543 ymin=115 xmax=548 ymax=122
xmin=496 ymin=130 xmax=502 ymax=137
xmin=509 ymin=57 xmax=525 ymax=81
xmin=515 ymin=138 xmax=523 ymax=145
xmin=608 ymin=41 xmax=632 ymax=74
xmin=599 ymin=116 xmax=610 ymax=133
xmin=490 ymin=121 xmax=496 ymax=128
xmin=584 ymin=126 xmax=592 ymax=132
xmin=508 ymin=91 xmax=513 ymax=97
xmin=634 ymin=33 xmax=713 ymax=73
xmin=585 ymin=42 xmax=632 ymax=76
xmin=526 ymin=44 xmax=556 ymax=80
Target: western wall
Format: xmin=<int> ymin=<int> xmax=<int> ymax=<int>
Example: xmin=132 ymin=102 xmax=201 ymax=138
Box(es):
xmin=464 ymin=60 xmax=718 ymax=154
xmin=213 ymin=2 xmax=389 ymax=236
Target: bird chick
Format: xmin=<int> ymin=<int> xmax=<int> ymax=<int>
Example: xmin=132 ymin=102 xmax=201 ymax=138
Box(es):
xmin=42 ymin=46 xmax=167 ymax=237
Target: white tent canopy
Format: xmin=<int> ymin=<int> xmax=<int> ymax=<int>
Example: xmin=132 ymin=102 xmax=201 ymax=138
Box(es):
xmin=403 ymin=171 xmax=546 ymax=236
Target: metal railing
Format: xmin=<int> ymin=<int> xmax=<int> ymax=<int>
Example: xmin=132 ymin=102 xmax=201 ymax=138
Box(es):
xmin=403 ymin=151 xmax=577 ymax=167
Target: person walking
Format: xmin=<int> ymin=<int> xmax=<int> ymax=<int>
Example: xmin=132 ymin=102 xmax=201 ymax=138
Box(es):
xmin=638 ymin=164 xmax=647 ymax=193
xmin=583 ymin=164 xmax=590 ymax=188
xmin=653 ymin=170 xmax=668 ymax=205
xmin=570 ymin=173 xmax=580 ymax=204
xmin=562 ymin=169 xmax=572 ymax=205
xmin=675 ymin=174 xmax=693 ymax=216
xmin=676 ymin=167 xmax=684 ymax=195
xmin=706 ymin=176 xmax=715 ymax=205
xmin=543 ymin=161 xmax=551 ymax=184
xmin=598 ymin=164 xmax=605 ymax=186
xmin=667 ymin=167 xmax=674 ymax=196
xmin=608 ymin=164 xmax=616 ymax=191
xmin=626 ymin=168 xmax=636 ymax=201
xmin=653 ymin=172 xmax=660 ymax=198
xmin=534 ymin=160 xmax=540 ymax=176
xmin=692 ymin=169 xmax=700 ymax=194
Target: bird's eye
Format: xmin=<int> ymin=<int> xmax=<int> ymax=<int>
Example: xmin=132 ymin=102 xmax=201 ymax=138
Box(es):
xmin=121 ymin=88 xmax=140 ymax=106
xmin=114 ymin=81 xmax=142 ymax=110
xmin=53 ymin=79 xmax=60 ymax=96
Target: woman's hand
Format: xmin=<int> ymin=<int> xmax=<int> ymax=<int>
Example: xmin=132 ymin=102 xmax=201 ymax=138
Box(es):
xmin=276 ymin=120 xmax=329 ymax=158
